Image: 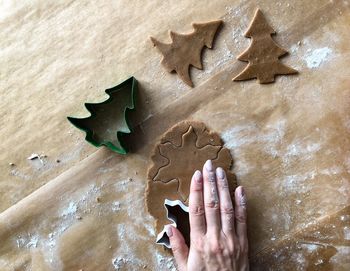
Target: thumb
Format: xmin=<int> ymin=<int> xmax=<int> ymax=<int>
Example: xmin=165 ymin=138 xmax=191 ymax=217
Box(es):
xmin=167 ymin=225 xmax=188 ymax=271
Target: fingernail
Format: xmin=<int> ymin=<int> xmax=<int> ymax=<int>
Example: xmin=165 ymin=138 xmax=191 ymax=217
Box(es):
xmin=205 ymin=160 xmax=213 ymax=171
xmin=216 ymin=167 xmax=225 ymax=179
xmin=166 ymin=225 xmax=173 ymax=237
xmin=240 ymin=187 xmax=247 ymax=206
xmin=193 ymin=170 xmax=202 ymax=183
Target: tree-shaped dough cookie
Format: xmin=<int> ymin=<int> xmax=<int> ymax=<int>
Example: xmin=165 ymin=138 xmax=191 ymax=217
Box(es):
xmin=145 ymin=120 xmax=236 ymax=234
xmin=150 ymin=20 xmax=222 ymax=87
xmin=233 ymin=9 xmax=297 ymax=84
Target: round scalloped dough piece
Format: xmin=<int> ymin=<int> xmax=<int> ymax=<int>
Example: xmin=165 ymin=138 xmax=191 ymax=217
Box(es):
xmin=145 ymin=120 xmax=236 ymax=234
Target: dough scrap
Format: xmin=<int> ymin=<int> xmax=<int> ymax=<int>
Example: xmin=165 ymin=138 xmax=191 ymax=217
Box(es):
xmin=146 ymin=120 xmax=236 ymax=234
xmin=150 ymin=20 xmax=222 ymax=87
xmin=233 ymin=9 xmax=297 ymax=84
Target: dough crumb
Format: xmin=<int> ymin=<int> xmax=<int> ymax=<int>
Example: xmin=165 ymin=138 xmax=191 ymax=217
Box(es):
xmin=27 ymin=153 xmax=40 ymax=160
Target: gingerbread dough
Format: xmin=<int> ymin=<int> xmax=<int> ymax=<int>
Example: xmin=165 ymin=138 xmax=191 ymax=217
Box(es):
xmin=233 ymin=9 xmax=297 ymax=83
xmin=150 ymin=20 xmax=222 ymax=87
xmin=146 ymin=120 xmax=236 ymax=234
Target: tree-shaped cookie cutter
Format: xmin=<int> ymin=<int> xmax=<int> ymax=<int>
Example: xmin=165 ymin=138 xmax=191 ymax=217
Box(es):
xmin=67 ymin=77 xmax=137 ymax=154
xmin=156 ymin=199 xmax=190 ymax=248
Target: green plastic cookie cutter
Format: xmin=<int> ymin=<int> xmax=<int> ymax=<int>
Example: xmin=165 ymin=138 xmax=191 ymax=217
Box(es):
xmin=67 ymin=76 xmax=137 ymax=154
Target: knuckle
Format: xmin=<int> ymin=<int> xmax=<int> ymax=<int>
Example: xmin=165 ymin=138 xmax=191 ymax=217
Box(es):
xmin=208 ymin=241 xmax=223 ymax=255
xmin=205 ymin=200 xmax=219 ymax=209
xmin=189 ymin=205 xmax=205 ymax=216
xmin=219 ymin=180 xmax=229 ymax=189
xmin=235 ymin=212 xmax=246 ymax=223
xmin=208 ymin=172 xmax=216 ymax=183
xmin=203 ymin=236 xmax=226 ymax=256
xmin=190 ymin=238 xmax=204 ymax=252
xmin=228 ymin=238 xmax=238 ymax=252
xmin=234 ymin=245 xmax=241 ymax=259
xmin=222 ymin=248 xmax=231 ymax=257
xmin=171 ymin=243 xmax=184 ymax=254
xmin=221 ymin=205 xmax=234 ymax=215
xmin=229 ymin=241 xmax=240 ymax=258
xmin=191 ymin=183 xmax=203 ymax=192
xmin=242 ymin=244 xmax=249 ymax=255
xmin=240 ymin=241 xmax=249 ymax=255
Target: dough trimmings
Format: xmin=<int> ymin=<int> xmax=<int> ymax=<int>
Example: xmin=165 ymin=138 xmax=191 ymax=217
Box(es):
xmin=145 ymin=120 xmax=236 ymax=234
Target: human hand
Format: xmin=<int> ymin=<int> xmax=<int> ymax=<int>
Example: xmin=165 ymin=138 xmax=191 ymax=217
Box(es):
xmin=166 ymin=160 xmax=249 ymax=271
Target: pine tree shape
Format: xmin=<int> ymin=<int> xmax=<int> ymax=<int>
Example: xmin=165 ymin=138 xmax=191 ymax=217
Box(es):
xmin=67 ymin=77 xmax=137 ymax=154
xmin=150 ymin=20 xmax=222 ymax=87
xmin=233 ymin=9 xmax=297 ymax=84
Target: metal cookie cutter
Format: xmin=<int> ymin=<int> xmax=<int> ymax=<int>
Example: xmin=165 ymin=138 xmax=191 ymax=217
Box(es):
xmin=67 ymin=77 xmax=137 ymax=154
xmin=156 ymin=199 xmax=190 ymax=248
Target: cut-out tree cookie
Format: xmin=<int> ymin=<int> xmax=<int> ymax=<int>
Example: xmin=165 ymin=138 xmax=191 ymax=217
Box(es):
xmin=145 ymin=120 xmax=236 ymax=234
xmin=67 ymin=77 xmax=137 ymax=154
xmin=233 ymin=9 xmax=297 ymax=84
xmin=150 ymin=20 xmax=222 ymax=87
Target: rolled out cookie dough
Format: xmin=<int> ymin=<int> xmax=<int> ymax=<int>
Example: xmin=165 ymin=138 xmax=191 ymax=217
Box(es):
xmin=145 ymin=120 xmax=236 ymax=234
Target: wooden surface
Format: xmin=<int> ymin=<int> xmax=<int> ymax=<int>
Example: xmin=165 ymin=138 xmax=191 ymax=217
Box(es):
xmin=0 ymin=0 xmax=349 ymax=270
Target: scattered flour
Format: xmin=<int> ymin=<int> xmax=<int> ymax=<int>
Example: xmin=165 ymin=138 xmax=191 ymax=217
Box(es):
xmin=340 ymin=215 xmax=350 ymax=222
xmin=144 ymin=224 xmax=156 ymax=237
xmin=319 ymin=166 xmax=343 ymax=176
xmin=221 ymin=119 xmax=287 ymax=176
xmin=222 ymin=119 xmax=286 ymax=153
xmin=344 ymin=227 xmax=350 ymax=240
xmin=156 ymin=251 xmax=177 ymax=271
xmin=112 ymin=257 xmax=130 ymax=270
xmin=10 ymin=168 xmax=31 ymax=180
xmin=293 ymin=253 xmax=306 ymax=269
xmin=15 ymin=233 xmax=39 ymax=249
xmin=300 ymin=243 xmax=320 ymax=252
xmin=281 ymin=171 xmax=316 ymax=193
xmin=61 ymin=201 xmax=77 ymax=217
xmin=112 ymin=201 xmax=121 ymax=212
xmin=30 ymin=184 xmax=102 ymax=269
xmin=304 ymin=47 xmax=333 ymax=68
xmin=285 ymin=142 xmax=321 ymax=157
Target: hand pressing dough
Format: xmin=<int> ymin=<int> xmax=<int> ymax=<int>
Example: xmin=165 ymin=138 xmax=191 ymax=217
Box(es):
xmin=146 ymin=120 xmax=236 ymax=234
xmin=150 ymin=20 xmax=222 ymax=87
xmin=233 ymin=9 xmax=297 ymax=84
